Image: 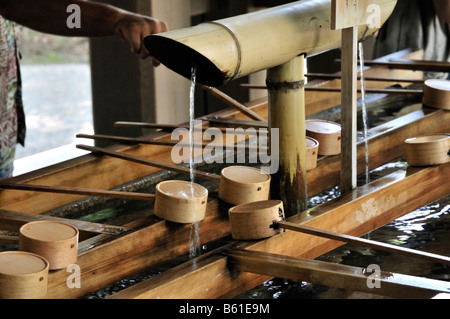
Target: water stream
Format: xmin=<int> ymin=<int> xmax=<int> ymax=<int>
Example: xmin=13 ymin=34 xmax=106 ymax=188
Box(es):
xmin=189 ymin=66 xmax=201 ymax=258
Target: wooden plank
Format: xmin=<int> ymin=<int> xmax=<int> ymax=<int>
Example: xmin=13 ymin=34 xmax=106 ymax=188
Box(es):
xmin=331 ymin=0 xmax=372 ymax=30
xmin=226 ymin=248 xmax=450 ymax=299
xmin=107 ymin=163 xmax=450 ymax=299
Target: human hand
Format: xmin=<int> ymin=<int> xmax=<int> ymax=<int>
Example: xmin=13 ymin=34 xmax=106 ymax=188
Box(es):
xmin=114 ymin=13 xmax=168 ymax=65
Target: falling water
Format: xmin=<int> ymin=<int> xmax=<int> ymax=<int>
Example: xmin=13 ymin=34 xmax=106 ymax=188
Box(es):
xmin=189 ymin=66 xmax=197 ymax=188
xmin=358 ymin=42 xmax=370 ymax=185
xmin=189 ymin=66 xmax=201 ymax=258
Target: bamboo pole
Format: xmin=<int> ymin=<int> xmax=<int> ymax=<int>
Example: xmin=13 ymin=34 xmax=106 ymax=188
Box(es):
xmin=0 ymin=182 xmax=155 ymax=202
xmin=114 ymin=121 xmax=261 ymax=133
xmin=273 ymin=221 xmax=450 ymax=266
xmin=241 ymin=84 xmax=423 ymax=94
xmin=0 ymin=209 xmax=130 ymax=237
xmin=76 ymin=144 xmax=221 ymax=182
xmin=267 ymin=55 xmax=307 ymax=216
xmin=197 ymin=84 xmax=266 ymax=122
xmin=337 ymin=59 xmax=450 ymax=72
xmin=76 ymin=133 xmax=264 ymax=152
xmin=304 ymin=73 xmax=425 ymax=83
xmin=144 ymin=0 xmax=397 ymax=87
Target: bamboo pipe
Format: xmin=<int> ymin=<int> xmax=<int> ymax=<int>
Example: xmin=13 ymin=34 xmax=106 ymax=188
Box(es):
xmin=76 ymin=144 xmax=221 ymax=182
xmin=272 ymin=221 xmax=450 ymax=266
xmin=0 ymin=182 xmax=156 ymax=202
xmin=144 ymin=0 xmax=397 ymax=87
xmin=268 ymin=55 xmax=307 ymax=215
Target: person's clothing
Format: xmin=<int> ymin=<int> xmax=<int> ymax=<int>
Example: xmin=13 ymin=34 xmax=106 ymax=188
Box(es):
xmin=373 ymin=0 xmax=450 ymax=79
xmin=0 ymin=16 xmax=25 ymax=179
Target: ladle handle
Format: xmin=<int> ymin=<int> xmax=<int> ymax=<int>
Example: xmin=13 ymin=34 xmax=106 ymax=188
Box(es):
xmin=0 ymin=181 xmax=155 ymax=202
xmin=274 ymin=221 xmax=450 ymax=266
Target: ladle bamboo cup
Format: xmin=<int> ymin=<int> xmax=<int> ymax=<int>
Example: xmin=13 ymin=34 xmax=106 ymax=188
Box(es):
xmin=306 ymin=137 xmax=319 ymax=170
xmin=306 ymin=120 xmax=341 ymax=156
xmin=405 ymin=134 xmax=450 ymax=166
xmin=219 ymin=166 xmax=271 ymax=205
xmin=227 ymin=202 xmax=450 ymax=265
xmin=0 ymin=251 xmax=49 ymax=299
xmin=154 ymin=180 xmax=208 ymax=224
xmin=19 ymin=221 xmax=79 ymax=270
xmin=422 ymin=79 xmax=450 ymax=110
xmin=228 ymin=200 xmax=285 ymax=240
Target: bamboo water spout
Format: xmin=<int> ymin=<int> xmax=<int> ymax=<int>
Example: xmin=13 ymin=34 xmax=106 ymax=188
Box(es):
xmin=144 ymin=0 xmax=397 ymax=87
xmin=144 ymin=0 xmax=397 ymax=215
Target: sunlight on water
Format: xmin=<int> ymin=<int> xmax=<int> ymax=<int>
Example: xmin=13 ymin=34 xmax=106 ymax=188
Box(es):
xmin=392 ymin=202 xmax=450 ymax=234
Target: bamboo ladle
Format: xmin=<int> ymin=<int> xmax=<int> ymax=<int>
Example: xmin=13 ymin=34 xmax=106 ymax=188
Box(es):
xmin=76 ymin=144 xmax=221 ymax=182
xmin=0 ymin=181 xmax=156 ymax=202
xmin=273 ymin=220 xmax=450 ymax=266
xmin=228 ymin=200 xmax=450 ymax=266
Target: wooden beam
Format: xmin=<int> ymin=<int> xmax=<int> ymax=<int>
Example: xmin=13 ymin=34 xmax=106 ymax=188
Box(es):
xmin=339 ymin=26 xmax=358 ymax=193
xmin=226 ymin=248 xmax=450 ymax=299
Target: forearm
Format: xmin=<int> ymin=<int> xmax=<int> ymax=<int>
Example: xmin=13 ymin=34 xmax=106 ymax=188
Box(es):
xmin=0 ymin=0 xmax=127 ymax=37
xmin=433 ymin=0 xmax=450 ymax=24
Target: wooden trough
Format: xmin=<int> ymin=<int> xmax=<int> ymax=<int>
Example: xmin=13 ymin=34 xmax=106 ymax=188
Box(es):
xmin=0 ymin=50 xmax=449 ymax=299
